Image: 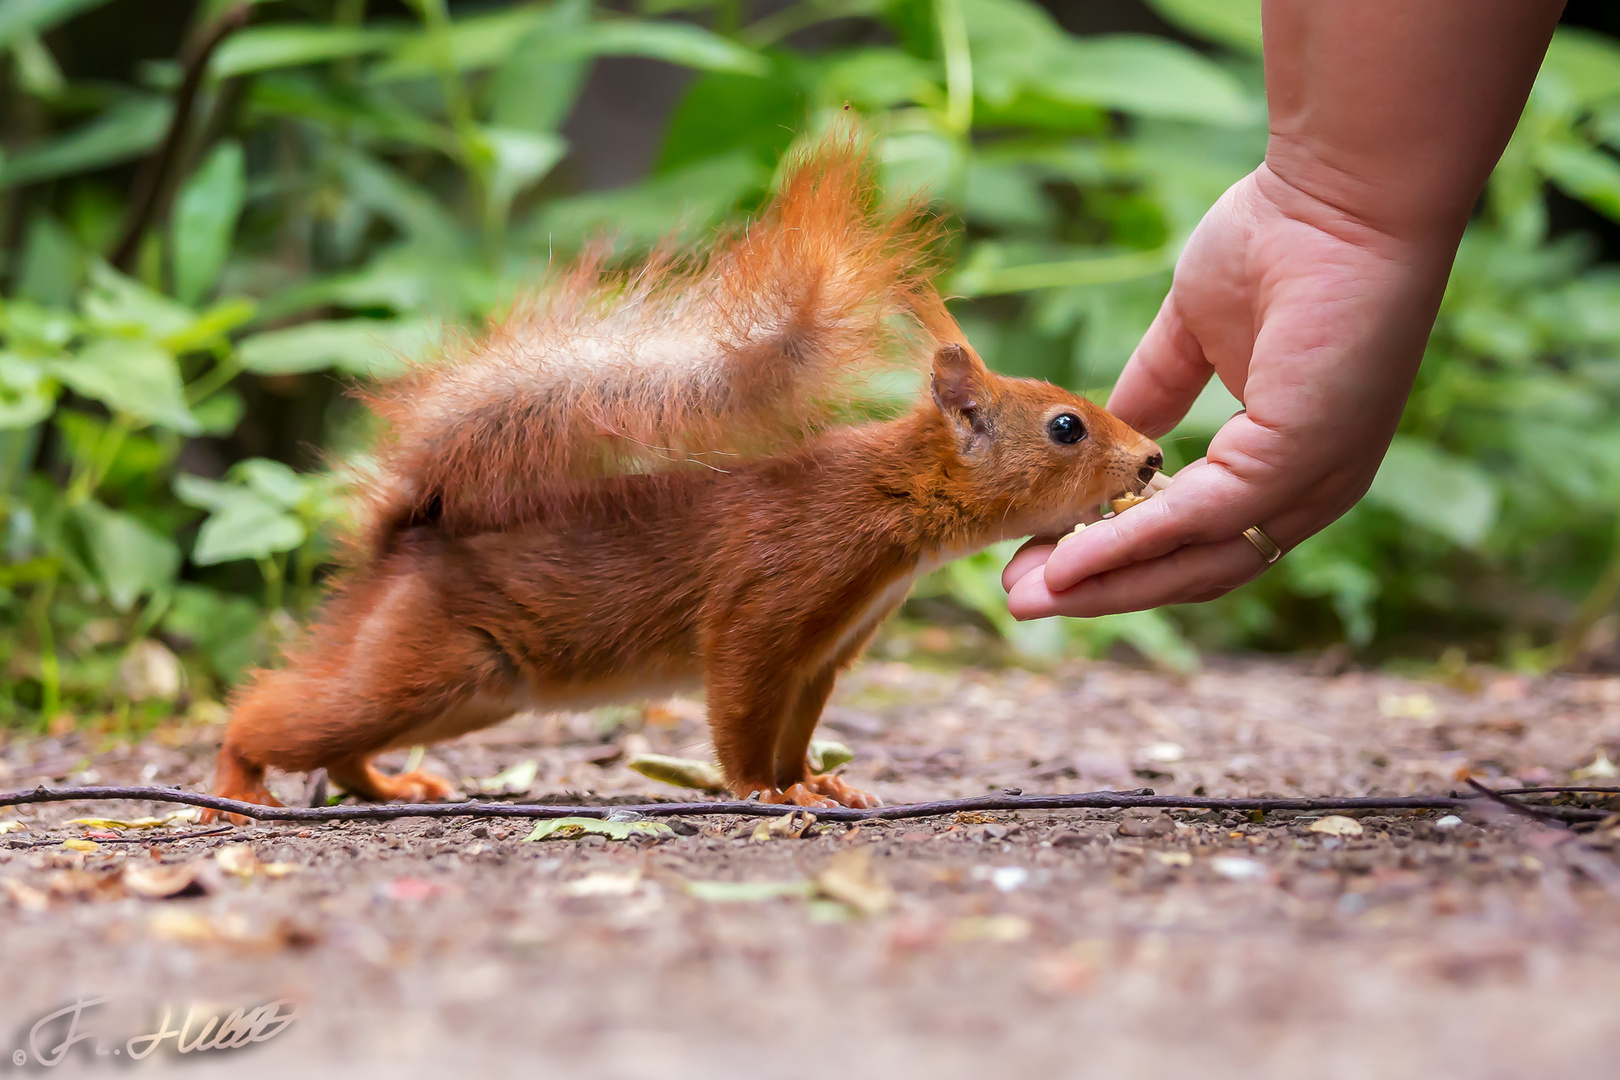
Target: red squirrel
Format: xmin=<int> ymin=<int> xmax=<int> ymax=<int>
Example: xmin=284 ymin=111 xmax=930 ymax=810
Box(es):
xmin=205 ymin=133 xmax=1162 ymax=817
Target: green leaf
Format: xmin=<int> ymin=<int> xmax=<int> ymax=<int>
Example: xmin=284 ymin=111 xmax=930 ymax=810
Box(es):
xmin=247 ymin=74 xmax=454 ymax=153
xmin=212 ymin=25 xmax=404 ymax=78
xmin=162 ymin=584 xmax=266 ymax=682
xmin=1541 ymin=27 xmax=1620 ymax=109
xmin=80 ymin=262 xmax=197 ymax=339
xmin=48 ymin=338 xmax=199 ymax=433
xmin=1048 ymin=36 xmax=1258 ymax=125
xmin=657 ymin=71 xmax=802 ymax=173
xmin=15 ymin=215 xmax=84 ymax=307
xmin=684 ymin=879 xmax=816 ymax=902
xmin=332 ymin=148 xmax=463 ymax=251
xmin=570 ymin=19 xmax=767 ymax=75
xmin=1365 ymin=436 xmax=1500 ymax=548
xmin=1141 ymin=0 xmax=1261 ymax=55
xmin=0 ymin=0 xmax=111 ymax=50
xmin=231 ymin=457 xmax=309 ymax=509
xmin=171 ymin=141 xmax=246 ymax=306
xmin=0 ymin=98 xmax=169 ymax=189
xmin=530 ymin=151 xmax=767 ymax=249
xmin=808 ymin=739 xmax=853 ymax=772
xmin=370 ymin=4 xmax=549 ymax=80
xmin=194 ymin=502 xmax=305 ymax=566
xmin=480 ymin=128 xmax=567 ymax=222
xmin=488 ymin=0 xmax=592 ymax=132
xmin=522 ymin=817 xmax=675 ymax=841
xmin=958 ymin=0 xmax=1064 ymax=106
xmin=1535 ymin=141 xmax=1620 ymax=222
xmin=816 ymin=49 xmax=941 ymax=113
xmin=72 ymin=500 xmax=180 ymax=611
xmin=190 ymin=388 xmax=245 ymax=437
xmin=175 ymin=476 xmax=306 ymax=565
xmin=0 ymin=352 xmax=58 ymax=429
xmin=171 ymin=472 xmax=241 ymax=513
xmin=235 ymin=318 xmax=438 ymax=377
xmin=626 ymin=753 xmax=726 ymax=791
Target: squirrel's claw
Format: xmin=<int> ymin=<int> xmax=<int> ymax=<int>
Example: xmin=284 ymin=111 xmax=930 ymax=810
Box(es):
xmin=801 ymin=773 xmax=881 ymax=809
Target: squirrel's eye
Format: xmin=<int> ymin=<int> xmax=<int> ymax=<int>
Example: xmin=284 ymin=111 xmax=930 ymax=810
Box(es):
xmin=1048 ymin=413 xmax=1085 ymax=445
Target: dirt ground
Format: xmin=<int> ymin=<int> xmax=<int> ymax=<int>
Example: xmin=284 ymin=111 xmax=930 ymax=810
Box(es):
xmin=3 ymin=655 xmax=1620 ymax=1079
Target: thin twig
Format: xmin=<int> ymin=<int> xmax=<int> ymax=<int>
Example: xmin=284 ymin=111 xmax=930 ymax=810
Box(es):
xmin=11 ymin=825 xmax=234 ymax=849
xmin=108 ymin=4 xmax=251 ymax=271
xmin=1 ymin=784 xmax=1613 ymax=825
xmin=1467 ymin=778 xmax=1620 ymax=895
xmin=1463 ymin=778 xmax=1570 ymax=828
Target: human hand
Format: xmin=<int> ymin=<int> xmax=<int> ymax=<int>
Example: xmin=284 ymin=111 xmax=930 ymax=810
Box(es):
xmin=1003 ymin=163 xmax=1461 ymax=619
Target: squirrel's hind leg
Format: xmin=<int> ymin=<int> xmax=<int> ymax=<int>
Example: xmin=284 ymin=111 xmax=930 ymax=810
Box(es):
xmin=777 ymin=670 xmax=881 ymax=810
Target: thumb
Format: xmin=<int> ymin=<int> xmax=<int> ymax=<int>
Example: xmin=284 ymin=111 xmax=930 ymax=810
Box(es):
xmin=1106 ymin=291 xmax=1215 ymax=440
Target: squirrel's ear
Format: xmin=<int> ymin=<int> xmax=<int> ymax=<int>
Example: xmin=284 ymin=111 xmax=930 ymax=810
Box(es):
xmin=931 ymin=343 xmax=990 ymax=437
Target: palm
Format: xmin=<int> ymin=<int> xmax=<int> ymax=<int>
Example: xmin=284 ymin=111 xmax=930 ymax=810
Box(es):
xmin=1005 ymin=165 xmax=1455 ymax=616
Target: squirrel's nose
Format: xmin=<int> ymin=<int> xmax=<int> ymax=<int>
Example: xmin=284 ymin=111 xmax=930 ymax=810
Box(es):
xmin=1138 ymin=450 xmax=1163 ymax=485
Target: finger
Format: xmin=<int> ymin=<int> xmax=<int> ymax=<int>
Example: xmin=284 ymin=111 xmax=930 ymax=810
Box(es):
xmin=1010 ymin=536 xmax=1266 ymax=620
xmin=1105 ymin=291 xmax=1215 ymax=439
xmin=1040 ymin=413 xmax=1304 ymax=593
xmin=1001 ymin=538 xmax=1055 ymax=592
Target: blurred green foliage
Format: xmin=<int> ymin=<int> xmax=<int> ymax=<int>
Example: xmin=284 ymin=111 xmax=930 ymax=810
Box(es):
xmin=2 ymin=0 xmax=1620 ymax=725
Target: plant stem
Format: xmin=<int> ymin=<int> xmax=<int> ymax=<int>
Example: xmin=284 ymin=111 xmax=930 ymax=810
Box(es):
xmin=65 ymin=417 xmax=132 ymax=506
xmin=27 ymin=573 xmax=60 ymax=722
xmin=1557 ymin=515 xmax=1620 ymax=668
xmin=259 ymin=553 xmax=286 ymax=613
xmin=934 ymin=0 xmax=973 ymax=136
xmin=109 ymin=4 xmax=252 ymax=271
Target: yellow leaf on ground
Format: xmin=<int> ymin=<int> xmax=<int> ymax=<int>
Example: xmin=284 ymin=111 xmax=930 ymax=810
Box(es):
xmin=815 ymin=849 xmax=894 ymax=916
xmin=1309 ymin=815 xmax=1365 ymax=837
xmin=68 ymin=816 xmax=168 ymax=830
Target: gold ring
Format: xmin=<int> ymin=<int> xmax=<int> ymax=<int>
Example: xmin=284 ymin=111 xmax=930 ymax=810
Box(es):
xmin=1242 ymin=526 xmax=1283 ymax=565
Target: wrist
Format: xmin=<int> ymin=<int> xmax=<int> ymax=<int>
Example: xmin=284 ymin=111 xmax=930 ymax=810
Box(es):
xmin=1261 ymin=136 xmax=1477 ymax=251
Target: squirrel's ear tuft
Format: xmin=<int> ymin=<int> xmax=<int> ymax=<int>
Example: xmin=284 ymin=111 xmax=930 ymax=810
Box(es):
xmin=931 ymin=343 xmax=990 ymax=434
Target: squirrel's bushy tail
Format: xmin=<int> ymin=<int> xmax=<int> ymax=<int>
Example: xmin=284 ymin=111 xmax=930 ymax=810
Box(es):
xmin=361 ymin=130 xmax=954 ymax=554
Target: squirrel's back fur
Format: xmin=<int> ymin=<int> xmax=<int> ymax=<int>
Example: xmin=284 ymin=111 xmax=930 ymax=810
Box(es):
xmin=360 ymin=132 xmax=951 ymax=556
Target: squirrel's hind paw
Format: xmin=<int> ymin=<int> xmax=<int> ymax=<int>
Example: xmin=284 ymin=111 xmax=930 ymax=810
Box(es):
xmin=203 ymin=749 xmax=284 ymax=825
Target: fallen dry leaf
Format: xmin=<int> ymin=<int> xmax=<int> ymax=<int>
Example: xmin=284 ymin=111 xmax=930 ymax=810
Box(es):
xmin=684 ymin=879 xmax=815 ymax=903
xmin=477 ymin=759 xmax=539 ymax=794
xmin=1309 ymin=815 xmax=1365 ymax=838
xmin=1154 ymin=851 xmax=1193 ymax=867
xmin=558 ymin=871 xmax=642 ymax=898
xmin=61 ymin=838 xmax=99 ymax=853
xmin=1573 ymin=750 xmax=1619 ymax=780
xmin=123 ymin=862 xmax=208 ymax=899
xmin=1211 ymin=856 xmax=1267 ymax=881
xmin=2 ymin=877 xmax=49 ymax=913
xmin=808 ymin=739 xmax=854 ymax=773
xmin=750 ymin=811 xmax=817 ymax=842
xmin=46 ymin=868 xmax=122 ymax=902
xmin=0 ymin=821 xmax=25 ymax=835
xmin=523 ymin=816 xmax=674 ymax=842
xmin=949 ymin=915 xmax=1031 ymax=943
xmin=215 ymin=845 xmax=260 ymax=878
xmin=626 ymin=754 xmax=727 ymax=792
xmin=67 ymin=816 xmax=168 ymax=830
xmin=815 ymin=849 xmax=894 ymax=916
